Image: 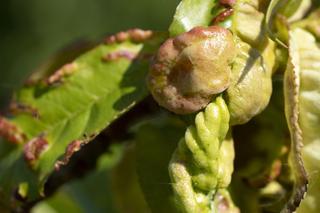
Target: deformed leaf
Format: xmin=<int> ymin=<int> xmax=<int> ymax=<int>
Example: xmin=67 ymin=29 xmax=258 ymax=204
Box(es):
xmin=0 ymin=30 xmax=166 ymax=209
xmin=293 ymin=8 xmax=320 ymax=39
xmin=225 ymin=38 xmax=275 ymax=125
xmin=232 ymin=0 xmax=266 ymax=47
xmin=290 ymin=28 xmax=320 ymax=213
xmin=265 ymin=0 xmax=305 ymax=47
xmin=283 ymin=28 xmax=308 ymax=212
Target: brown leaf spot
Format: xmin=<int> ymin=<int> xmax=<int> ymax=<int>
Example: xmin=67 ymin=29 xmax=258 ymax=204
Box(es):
xmin=104 ymin=28 xmax=153 ymax=44
xmin=45 ymin=63 xmax=77 ymax=85
xmin=23 ymin=136 xmax=48 ymax=167
xmin=9 ymin=102 xmax=40 ymax=118
xmin=102 ymin=50 xmax=138 ymax=61
xmin=54 ymin=140 xmax=84 ymax=171
xmin=212 ymin=8 xmax=234 ymax=25
xmin=0 ymin=116 xmax=26 ymax=144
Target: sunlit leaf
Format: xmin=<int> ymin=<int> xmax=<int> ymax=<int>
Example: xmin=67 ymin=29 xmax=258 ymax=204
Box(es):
xmin=283 ymin=28 xmax=308 ymax=212
xmin=0 ymin=31 xmax=166 ymax=209
xmin=265 ymin=0 xmax=304 ymax=47
xmin=290 ymin=28 xmax=320 ymax=213
xmin=169 ymin=0 xmax=219 ymax=36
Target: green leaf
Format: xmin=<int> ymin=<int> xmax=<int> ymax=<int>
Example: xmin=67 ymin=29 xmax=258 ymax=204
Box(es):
xmin=231 ymin=81 xmax=290 ymax=212
xmin=135 ymin=114 xmax=186 ymax=213
xmin=111 ymin=144 xmax=150 ymax=213
xmin=31 ymin=144 xmax=123 ymax=213
xmin=293 ymin=8 xmax=320 ymax=39
xmin=232 ymin=0 xmax=266 ymax=47
xmin=169 ymin=0 xmax=219 ymax=36
xmin=289 ymin=28 xmax=320 ymax=213
xmin=283 ymin=28 xmax=308 ymax=212
xmin=0 ymin=31 xmax=166 ymax=209
xmin=168 ymin=97 xmax=238 ymax=213
xmin=265 ymin=0 xmax=311 ymax=47
xmin=225 ymin=38 xmax=275 ymax=125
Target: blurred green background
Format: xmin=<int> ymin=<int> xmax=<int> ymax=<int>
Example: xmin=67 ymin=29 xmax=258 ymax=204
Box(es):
xmin=0 ymin=0 xmax=180 ymax=108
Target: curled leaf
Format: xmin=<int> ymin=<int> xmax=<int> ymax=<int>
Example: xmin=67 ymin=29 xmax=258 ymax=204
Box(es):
xmin=232 ymin=0 xmax=266 ymax=47
xmin=225 ymin=38 xmax=275 ymax=125
xmin=290 ymin=28 xmax=320 ymax=213
xmin=265 ymin=0 xmax=311 ymax=47
xmin=283 ymin=28 xmax=308 ymax=212
xmin=169 ymin=97 xmax=238 ymax=212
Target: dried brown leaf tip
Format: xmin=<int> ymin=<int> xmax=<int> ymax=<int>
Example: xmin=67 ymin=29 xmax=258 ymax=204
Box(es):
xmin=54 ymin=140 xmax=84 ymax=171
xmin=104 ymin=28 xmax=153 ymax=44
xmin=212 ymin=8 xmax=234 ymax=25
xmin=0 ymin=116 xmax=26 ymax=144
xmin=45 ymin=63 xmax=78 ymax=85
xmin=23 ymin=135 xmax=48 ymax=167
xmin=147 ymin=26 xmax=236 ymax=114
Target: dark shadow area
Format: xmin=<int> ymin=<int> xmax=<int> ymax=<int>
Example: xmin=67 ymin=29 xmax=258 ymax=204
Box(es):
xmin=0 ymin=0 xmax=180 ymax=109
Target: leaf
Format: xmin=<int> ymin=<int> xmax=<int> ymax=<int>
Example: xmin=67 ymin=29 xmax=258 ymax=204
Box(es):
xmin=169 ymin=0 xmax=219 ymax=36
xmin=31 ymin=144 xmax=123 ymax=213
xmin=135 ymin=114 xmax=186 ymax=213
xmin=225 ymin=38 xmax=275 ymax=125
xmin=168 ymin=97 xmax=238 ymax=213
xmin=0 ymin=31 xmax=166 ymax=209
xmin=232 ymin=0 xmax=266 ymax=47
xmin=265 ymin=0 xmax=304 ymax=47
xmin=293 ymin=8 xmax=320 ymax=39
xmin=283 ymin=28 xmax=308 ymax=212
xmin=231 ymin=81 xmax=290 ymax=212
xmin=111 ymin=144 xmax=150 ymax=213
xmin=289 ymin=28 xmax=320 ymax=213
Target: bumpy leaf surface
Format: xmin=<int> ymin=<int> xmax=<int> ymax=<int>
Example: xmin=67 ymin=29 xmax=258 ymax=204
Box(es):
xmin=169 ymin=97 xmax=238 ymax=213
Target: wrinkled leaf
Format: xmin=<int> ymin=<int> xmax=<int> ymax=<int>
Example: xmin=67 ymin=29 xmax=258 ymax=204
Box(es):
xmin=283 ymin=28 xmax=308 ymax=212
xmin=293 ymin=8 xmax=320 ymax=39
xmin=265 ymin=0 xmax=305 ymax=47
xmin=232 ymin=81 xmax=291 ymax=213
xmin=232 ymin=0 xmax=266 ymax=47
xmin=290 ymin=28 xmax=320 ymax=213
xmin=225 ymin=38 xmax=275 ymax=125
